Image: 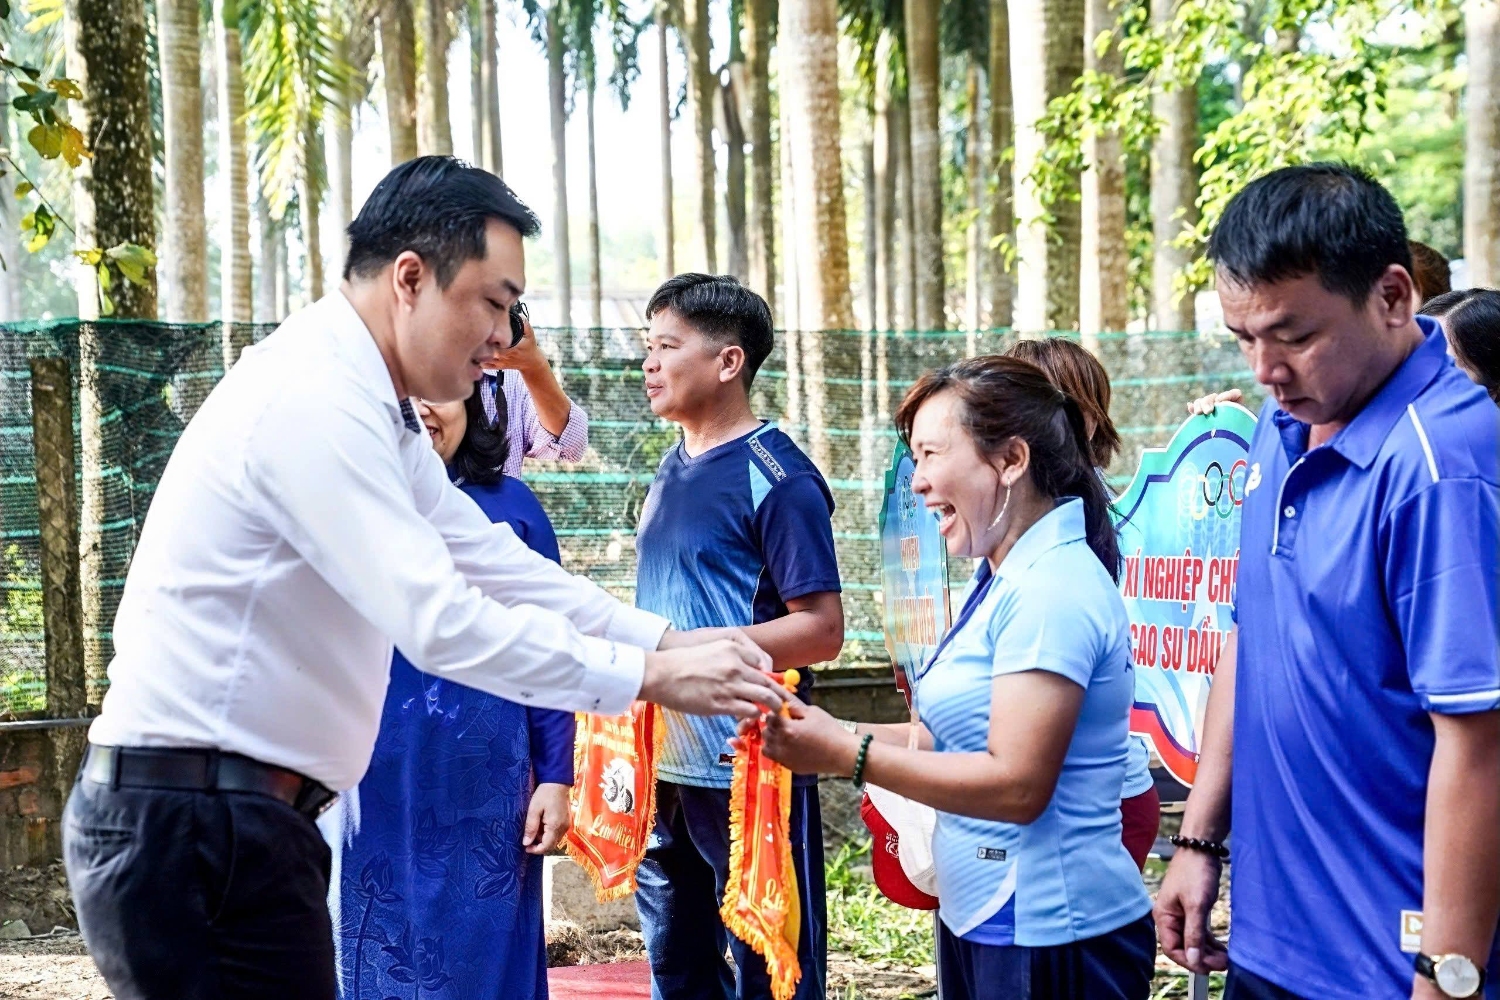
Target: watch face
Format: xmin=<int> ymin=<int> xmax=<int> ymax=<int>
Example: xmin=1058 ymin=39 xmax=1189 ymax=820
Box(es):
xmin=1436 ymin=955 xmax=1482 ymax=998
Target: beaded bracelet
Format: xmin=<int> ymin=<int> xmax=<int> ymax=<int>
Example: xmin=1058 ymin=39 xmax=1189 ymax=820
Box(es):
xmin=850 ymin=733 xmax=875 ymax=788
xmin=1168 ymin=834 xmax=1230 ymax=860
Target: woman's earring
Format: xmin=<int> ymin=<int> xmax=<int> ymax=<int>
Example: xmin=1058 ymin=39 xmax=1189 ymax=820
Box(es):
xmin=988 ymin=484 xmax=1012 ymax=531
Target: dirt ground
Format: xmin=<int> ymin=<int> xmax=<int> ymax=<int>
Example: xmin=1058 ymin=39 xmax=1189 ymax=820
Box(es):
xmin=0 ymin=932 xmax=936 ymax=1000
xmin=0 ymin=854 xmax=1229 ymax=1000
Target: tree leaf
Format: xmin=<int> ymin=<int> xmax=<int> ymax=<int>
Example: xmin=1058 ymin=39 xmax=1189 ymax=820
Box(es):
xmin=13 ymin=89 xmax=55 ymax=119
xmin=13 ymin=181 xmax=31 ymax=199
xmin=27 ymin=122 xmax=62 ymax=159
xmin=24 ymin=229 xmax=49 ymax=252
xmin=58 ymin=123 xmax=89 ymax=167
xmin=105 ymin=243 xmax=157 ymax=285
xmin=47 ymin=78 xmax=84 ymax=101
xmin=73 ymin=247 xmax=104 ymax=267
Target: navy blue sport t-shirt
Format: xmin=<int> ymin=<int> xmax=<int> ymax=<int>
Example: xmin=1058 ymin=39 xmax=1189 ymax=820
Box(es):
xmin=635 ymin=422 xmax=842 ymax=788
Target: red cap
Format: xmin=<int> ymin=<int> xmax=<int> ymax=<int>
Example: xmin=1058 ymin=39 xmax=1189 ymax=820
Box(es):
xmin=859 ymin=792 xmax=939 ymax=911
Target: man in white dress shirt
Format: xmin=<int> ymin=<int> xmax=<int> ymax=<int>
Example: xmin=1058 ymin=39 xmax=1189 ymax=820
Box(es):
xmin=62 ymin=157 xmax=786 ymax=1000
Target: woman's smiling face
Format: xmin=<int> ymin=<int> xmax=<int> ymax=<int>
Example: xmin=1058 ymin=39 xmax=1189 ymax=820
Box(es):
xmin=906 ymin=389 xmax=1007 ymax=561
xmin=415 ymin=397 xmax=468 ymax=464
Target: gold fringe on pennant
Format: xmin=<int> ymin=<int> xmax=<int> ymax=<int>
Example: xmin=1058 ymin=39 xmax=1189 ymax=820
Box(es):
xmin=719 ymin=728 xmax=802 ymax=1000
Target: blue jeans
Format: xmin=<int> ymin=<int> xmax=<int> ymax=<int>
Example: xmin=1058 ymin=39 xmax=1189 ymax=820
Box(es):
xmin=937 ymin=914 xmax=1156 ymax=1000
xmin=635 ymin=781 xmax=826 ymax=1000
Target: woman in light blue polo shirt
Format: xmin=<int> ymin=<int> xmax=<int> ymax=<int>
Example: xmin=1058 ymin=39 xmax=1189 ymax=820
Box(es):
xmin=757 ymin=356 xmax=1154 ymax=999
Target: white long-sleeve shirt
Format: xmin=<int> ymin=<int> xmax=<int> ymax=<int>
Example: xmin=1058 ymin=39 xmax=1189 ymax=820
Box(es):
xmin=88 ymin=291 xmax=669 ymax=789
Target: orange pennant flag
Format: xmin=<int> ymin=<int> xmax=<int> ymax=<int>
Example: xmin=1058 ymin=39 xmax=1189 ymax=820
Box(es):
xmin=565 ymin=701 xmax=664 ymax=901
xmin=720 ymin=670 xmax=803 ymax=1000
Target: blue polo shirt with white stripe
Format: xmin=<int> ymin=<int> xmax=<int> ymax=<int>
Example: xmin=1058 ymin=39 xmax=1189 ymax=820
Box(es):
xmin=1229 ymin=315 xmax=1500 ymax=998
xmin=914 ymin=498 xmax=1152 ymax=947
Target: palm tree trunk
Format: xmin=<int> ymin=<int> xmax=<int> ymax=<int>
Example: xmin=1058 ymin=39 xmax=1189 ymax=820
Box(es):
xmin=327 ymin=17 xmax=368 ymax=287
xmin=779 ymin=90 xmax=802 ymax=429
xmin=905 ymin=0 xmax=944 ymax=329
xmin=724 ymin=71 xmax=748 ymax=279
xmin=1012 ymin=0 xmax=1084 ymax=333
xmin=964 ymin=60 xmax=984 ymax=343
xmin=1465 ymin=0 xmax=1500 ymax=286
xmin=873 ymin=35 xmax=896 ymax=333
xmin=893 ymin=91 xmax=915 ymax=331
xmin=743 ymin=0 xmax=774 ymax=303
xmin=1080 ymin=0 xmax=1127 ymax=343
xmin=256 ymin=196 xmax=278 ymax=323
xmin=683 ymin=0 xmax=716 ymax=272
xmin=275 ymin=225 xmax=291 ymax=319
xmin=656 ymin=5 xmax=675 ymax=278
xmin=0 ymin=79 xmax=16 ymax=321
xmin=1150 ymin=0 xmax=1199 ymax=331
xmin=300 ymin=126 xmax=325 ymax=302
xmin=988 ymin=0 xmax=1014 ymax=329
xmin=586 ymin=79 xmax=603 ymax=331
xmin=216 ymin=0 xmax=253 ymax=333
xmin=780 ymin=0 xmax=851 ymax=472
xmin=470 ymin=0 xmax=483 ymax=157
xmin=480 ymin=0 xmax=504 ymax=173
xmin=863 ymin=129 xmax=877 ymax=331
xmin=548 ymin=3 xmax=572 ymax=329
xmin=380 ymin=0 xmax=419 ymax=164
xmin=64 ymin=0 xmax=158 ymax=696
xmin=418 ymin=0 xmax=454 ymax=155
xmin=160 ymin=0 xmax=208 ymax=321
xmin=724 ymin=1 xmax=747 ymax=279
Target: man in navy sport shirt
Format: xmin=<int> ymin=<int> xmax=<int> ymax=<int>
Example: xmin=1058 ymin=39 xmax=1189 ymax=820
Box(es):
xmin=1155 ymin=164 xmax=1500 ymax=1000
xmin=632 ymin=273 xmax=844 ymax=1000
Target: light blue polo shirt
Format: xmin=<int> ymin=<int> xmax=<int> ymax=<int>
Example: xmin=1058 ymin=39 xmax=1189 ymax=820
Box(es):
xmin=1230 ymin=315 xmax=1500 ymax=998
xmin=914 ymin=498 xmax=1153 ymax=947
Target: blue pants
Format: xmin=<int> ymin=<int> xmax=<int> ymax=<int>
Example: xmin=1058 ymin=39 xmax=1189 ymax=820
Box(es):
xmin=1224 ymin=964 xmax=1307 ymax=1000
xmin=937 ymin=914 xmax=1156 ymax=1000
xmin=635 ymin=781 xmax=826 ymax=1000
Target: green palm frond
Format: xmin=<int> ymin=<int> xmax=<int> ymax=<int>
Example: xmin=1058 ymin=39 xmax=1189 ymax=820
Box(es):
xmin=240 ymin=0 xmax=351 ymax=218
xmin=839 ymin=0 xmax=905 ymax=98
xmin=603 ymin=0 xmax=644 ymax=109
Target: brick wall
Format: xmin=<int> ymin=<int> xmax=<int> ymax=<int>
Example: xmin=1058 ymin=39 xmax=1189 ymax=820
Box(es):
xmin=0 ymin=726 xmax=66 ymax=868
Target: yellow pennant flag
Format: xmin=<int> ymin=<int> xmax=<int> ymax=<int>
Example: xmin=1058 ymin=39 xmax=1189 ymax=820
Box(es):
xmin=565 ymin=701 xmax=663 ymax=901
xmin=720 ymin=671 xmax=802 ymax=1000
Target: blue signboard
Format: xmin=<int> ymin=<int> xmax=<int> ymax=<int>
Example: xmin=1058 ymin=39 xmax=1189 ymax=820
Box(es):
xmin=1111 ymin=404 xmax=1257 ymax=787
xmin=877 ymin=442 xmax=951 ymax=700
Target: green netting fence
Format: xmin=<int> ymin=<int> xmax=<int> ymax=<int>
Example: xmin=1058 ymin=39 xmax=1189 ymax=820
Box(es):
xmin=0 ymin=320 xmax=1265 ymax=718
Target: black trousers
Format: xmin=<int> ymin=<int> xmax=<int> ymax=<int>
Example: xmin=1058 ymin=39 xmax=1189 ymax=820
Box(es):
xmin=63 ymin=773 xmax=336 ymax=1000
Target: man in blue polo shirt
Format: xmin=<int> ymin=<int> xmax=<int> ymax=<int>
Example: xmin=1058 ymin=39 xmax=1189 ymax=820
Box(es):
xmin=632 ymin=273 xmax=845 ymax=1000
xmin=1156 ymin=164 xmax=1500 ymax=1000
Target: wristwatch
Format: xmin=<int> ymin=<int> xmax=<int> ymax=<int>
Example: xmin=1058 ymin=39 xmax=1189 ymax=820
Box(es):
xmin=1416 ymin=953 xmax=1485 ymax=998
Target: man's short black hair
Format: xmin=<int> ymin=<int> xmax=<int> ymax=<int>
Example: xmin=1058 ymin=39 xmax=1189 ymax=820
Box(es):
xmin=645 ymin=273 xmax=775 ymax=386
xmin=344 ymin=156 xmax=541 ymax=288
xmin=1208 ymin=163 xmax=1412 ymax=304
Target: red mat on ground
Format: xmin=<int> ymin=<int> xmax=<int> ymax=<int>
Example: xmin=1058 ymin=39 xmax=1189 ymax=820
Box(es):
xmin=547 ymin=961 xmax=652 ymax=999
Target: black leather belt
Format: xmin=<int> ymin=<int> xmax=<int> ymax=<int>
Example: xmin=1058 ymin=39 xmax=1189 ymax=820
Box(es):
xmin=81 ymin=744 xmax=338 ymax=819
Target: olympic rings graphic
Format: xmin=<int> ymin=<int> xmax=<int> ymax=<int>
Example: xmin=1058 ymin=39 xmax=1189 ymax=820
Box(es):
xmin=1198 ymin=459 xmax=1248 ymax=520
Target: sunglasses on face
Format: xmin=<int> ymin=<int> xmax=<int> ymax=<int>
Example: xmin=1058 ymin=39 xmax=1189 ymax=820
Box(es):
xmin=507 ymin=301 xmax=529 ymax=350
